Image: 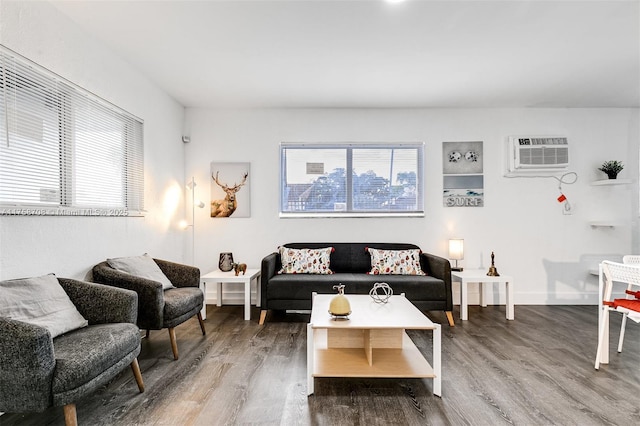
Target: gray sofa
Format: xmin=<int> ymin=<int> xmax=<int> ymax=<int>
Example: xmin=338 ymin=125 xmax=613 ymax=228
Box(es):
xmin=260 ymin=243 xmax=454 ymax=326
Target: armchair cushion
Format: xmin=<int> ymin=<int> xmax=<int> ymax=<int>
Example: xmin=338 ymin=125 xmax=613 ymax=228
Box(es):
xmin=51 ymin=323 xmax=140 ymax=405
xmin=163 ymin=287 xmax=204 ymax=329
xmin=0 ymin=274 xmax=88 ymax=338
xmin=107 ymin=253 xmax=175 ymax=290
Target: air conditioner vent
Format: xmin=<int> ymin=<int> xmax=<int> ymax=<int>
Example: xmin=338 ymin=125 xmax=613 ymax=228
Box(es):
xmin=507 ymin=136 xmax=569 ymax=174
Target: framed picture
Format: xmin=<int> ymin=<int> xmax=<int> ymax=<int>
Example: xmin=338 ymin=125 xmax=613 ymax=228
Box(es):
xmin=210 ymin=162 xmax=251 ymax=218
xmin=443 ymin=141 xmax=484 ymax=207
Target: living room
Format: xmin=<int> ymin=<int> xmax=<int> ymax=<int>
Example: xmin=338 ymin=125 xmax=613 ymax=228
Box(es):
xmin=1 ymin=0 xmax=639 ymax=424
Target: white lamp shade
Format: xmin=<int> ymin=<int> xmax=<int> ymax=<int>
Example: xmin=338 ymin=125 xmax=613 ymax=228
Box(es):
xmin=449 ymin=239 xmax=464 ymax=260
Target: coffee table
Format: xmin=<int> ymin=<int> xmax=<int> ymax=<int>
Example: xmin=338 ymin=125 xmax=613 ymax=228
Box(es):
xmin=306 ymin=294 xmax=441 ymax=396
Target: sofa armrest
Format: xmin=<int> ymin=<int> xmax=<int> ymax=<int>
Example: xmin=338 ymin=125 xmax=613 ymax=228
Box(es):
xmin=261 ymin=252 xmax=279 ymax=308
xmin=58 ymin=278 xmax=138 ymax=325
xmin=92 ymin=262 xmax=164 ymax=329
xmin=155 ymin=258 xmax=200 ymax=288
xmin=0 ymin=317 xmax=56 ymax=412
xmin=421 ymin=252 xmax=453 ymax=311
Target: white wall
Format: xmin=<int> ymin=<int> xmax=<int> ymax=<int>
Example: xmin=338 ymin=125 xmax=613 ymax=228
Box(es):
xmin=0 ymin=0 xmax=187 ymax=280
xmin=185 ymin=108 xmax=640 ymax=305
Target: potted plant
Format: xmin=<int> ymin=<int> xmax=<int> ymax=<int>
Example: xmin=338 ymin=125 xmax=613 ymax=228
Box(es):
xmin=598 ymin=160 xmax=624 ymax=179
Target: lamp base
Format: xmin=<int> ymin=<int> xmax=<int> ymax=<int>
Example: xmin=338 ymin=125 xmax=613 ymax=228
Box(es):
xmin=451 ymin=266 xmax=464 ymax=272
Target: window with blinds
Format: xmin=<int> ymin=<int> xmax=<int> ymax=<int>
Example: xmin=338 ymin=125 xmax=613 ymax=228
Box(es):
xmin=0 ymin=46 xmax=144 ymax=216
xmin=280 ymin=142 xmax=424 ymax=217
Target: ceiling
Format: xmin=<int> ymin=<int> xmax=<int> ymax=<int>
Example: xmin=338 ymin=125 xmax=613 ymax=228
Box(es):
xmin=49 ymin=0 xmax=640 ymax=109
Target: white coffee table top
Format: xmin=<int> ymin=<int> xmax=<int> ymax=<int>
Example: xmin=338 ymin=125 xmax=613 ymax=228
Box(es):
xmin=310 ymin=294 xmax=435 ymax=330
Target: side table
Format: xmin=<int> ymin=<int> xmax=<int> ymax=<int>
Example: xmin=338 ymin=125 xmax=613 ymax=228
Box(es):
xmin=200 ymin=268 xmax=261 ymax=320
xmin=451 ymin=269 xmax=514 ymax=321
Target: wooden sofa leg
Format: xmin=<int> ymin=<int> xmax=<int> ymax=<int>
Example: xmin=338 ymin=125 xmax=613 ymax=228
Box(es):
xmin=259 ymin=310 xmax=267 ymax=325
xmin=168 ymin=327 xmax=179 ymax=360
xmin=446 ymin=311 xmax=455 ymax=327
xmin=145 ymin=329 xmax=150 ymax=339
xmin=197 ymin=312 xmax=206 ymax=335
xmin=131 ymin=358 xmax=145 ymax=392
xmin=63 ymin=403 xmax=78 ymax=426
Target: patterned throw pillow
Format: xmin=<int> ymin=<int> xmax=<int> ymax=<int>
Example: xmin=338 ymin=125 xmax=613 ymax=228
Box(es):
xmin=367 ymin=247 xmax=426 ymax=275
xmin=278 ymin=246 xmax=334 ymax=274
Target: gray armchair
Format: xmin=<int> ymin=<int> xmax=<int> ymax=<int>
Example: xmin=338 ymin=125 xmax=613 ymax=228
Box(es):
xmin=0 ymin=278 xmax=144 ymax=426
xmin=92 ymin=258 xmax=206 ymax=360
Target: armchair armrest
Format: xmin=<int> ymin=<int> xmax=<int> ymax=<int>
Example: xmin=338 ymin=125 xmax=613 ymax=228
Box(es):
xmin=261 ymin=252 xmax=279 ymax=308
xmin=58 ymin=278 xmax=138 ymax=325
xmin=0 ymin=317 xmax=55 ymax=412
xmin=421 ymin=252 xmax=453 ymax=311
xmin=92 ymin=262 xmax=164 ymax=330
xmin=154 ymin=258 xmax=200 ymax=288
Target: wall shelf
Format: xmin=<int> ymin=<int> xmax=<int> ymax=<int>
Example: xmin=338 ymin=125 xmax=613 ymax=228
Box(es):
xmin=591 ymin=179 xmax=632 ymax=186
xmin=589 ymin=221 xmax=620 ymax=228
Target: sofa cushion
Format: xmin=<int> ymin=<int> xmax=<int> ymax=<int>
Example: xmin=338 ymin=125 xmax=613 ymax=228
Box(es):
xmin=367 ymin=247 xmax=426 ymax=275
xmin=278 ymin=246 xmax=334 ymax=274
xmin=163 ymin=287 xmax=204 ymax=320
xmin=0 ymin=274 xmax=88 ymax=338
xmin=267 ymin=273 xmax=444 ymax=302
xmin=52 ymin=323 xmax=140 ymax=395
xmin=107 ymin=253 xmax=175 ymax=290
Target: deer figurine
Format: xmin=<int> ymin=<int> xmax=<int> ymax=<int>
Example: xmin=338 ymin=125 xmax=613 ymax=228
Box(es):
xmin=211 ymin=171 xmax=248 ymax=217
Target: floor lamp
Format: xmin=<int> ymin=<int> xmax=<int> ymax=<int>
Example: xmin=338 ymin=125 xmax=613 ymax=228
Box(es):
xmin=186 ymin=177 xmax=205 ymax=265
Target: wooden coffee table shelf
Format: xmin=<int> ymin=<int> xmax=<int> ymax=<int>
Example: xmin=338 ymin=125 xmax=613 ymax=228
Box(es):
xmin=307 ymin=294 xmax=441 ymax=396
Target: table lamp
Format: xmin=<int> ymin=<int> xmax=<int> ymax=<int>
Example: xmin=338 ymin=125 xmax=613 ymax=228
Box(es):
xmin=449 ymin=239 xmax=464 ymax=271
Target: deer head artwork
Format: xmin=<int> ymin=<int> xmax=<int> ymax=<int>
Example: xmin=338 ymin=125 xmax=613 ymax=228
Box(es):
xmin=211 ymin=171 xmax=248 ymax=217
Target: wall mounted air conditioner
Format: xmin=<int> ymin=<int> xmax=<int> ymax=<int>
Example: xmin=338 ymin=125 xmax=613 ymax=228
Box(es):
xmin=506 ymin=136 xmax=569 ymax=175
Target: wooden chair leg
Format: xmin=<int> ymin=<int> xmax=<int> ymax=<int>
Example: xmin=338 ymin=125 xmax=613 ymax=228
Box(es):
xmin=259 ymin=310 xmax=267 ymax=325
xmin=63 ymin=403 xmax=78 ymax=426
xmin=197 ymin=312 xmax=206 ymax=335
xmin=168 ymin=327 xmax=179 ymax=360
xmin=131 ymin=358 xmax=145 ymax=392
xmin=445 ymin=311 xmax=455 ymax=327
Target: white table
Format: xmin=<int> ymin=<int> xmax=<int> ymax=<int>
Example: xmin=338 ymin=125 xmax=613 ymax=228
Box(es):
xmin=451 ymin=269 xmax=514 ymax=321
xmin=307 ymin=294 xmax=441 ymax=397
xmin=200 ymin=268 xmax=261 ymax=320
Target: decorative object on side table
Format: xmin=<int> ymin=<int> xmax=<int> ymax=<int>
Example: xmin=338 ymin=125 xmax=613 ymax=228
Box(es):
xmin=448 ymin=239 xmax=464 ymax=271
xmin=369 ymin=282 xmax=393 ymax=304
xmin=218 ymin=252 xmax=234 ymax=272
xmin=598 ymin=160 xmax=624 ymax=180
xmin=329 ymin=284 xmax=351 ymax=320
xmin=487 ymin=251 xmax=500 ymax=276
xmin=232 ymin=262 xmax=247 ymax=276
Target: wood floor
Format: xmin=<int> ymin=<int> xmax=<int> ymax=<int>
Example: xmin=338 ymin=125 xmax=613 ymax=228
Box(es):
xmin=2 ymin=304 xmax=639 ymax=426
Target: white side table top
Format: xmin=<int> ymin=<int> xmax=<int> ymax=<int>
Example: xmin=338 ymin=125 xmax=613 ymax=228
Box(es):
xmin=451 ymin=269 xmax=513 ymax=282
xmin=202 ymin=268 xmax=260 ymax=281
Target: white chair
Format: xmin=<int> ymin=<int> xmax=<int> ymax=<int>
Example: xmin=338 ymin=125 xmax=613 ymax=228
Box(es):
xmin=595 ymin=260 xmax=640 ymax=369
xmin=616 ymin=255 xmax=640 ymax=353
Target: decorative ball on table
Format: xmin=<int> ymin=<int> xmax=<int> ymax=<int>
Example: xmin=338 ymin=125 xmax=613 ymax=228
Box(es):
xmin=369 ymin=282 xmax=393 ymax=304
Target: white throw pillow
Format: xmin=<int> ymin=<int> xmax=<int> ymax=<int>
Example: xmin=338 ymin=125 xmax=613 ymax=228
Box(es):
xmin=278 ymin=246 xmax=334 ymax=274
xmin=107 ymin=253 xmax=175 ymax=290
xmin=0 ymin=273 xmax=88 ymax=338
xmin=367 ymin=247 xmax=426 ymax=275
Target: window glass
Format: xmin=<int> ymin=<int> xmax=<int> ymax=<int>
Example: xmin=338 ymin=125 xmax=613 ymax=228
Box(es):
xmin=280 ymin=143 xmax=424 ymax=217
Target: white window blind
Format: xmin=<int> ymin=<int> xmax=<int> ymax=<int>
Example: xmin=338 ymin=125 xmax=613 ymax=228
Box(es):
xmin=280 ymin=143 xmax=424 ymax=217
xmin=0 ymin=46 xmax=144 ymax=216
